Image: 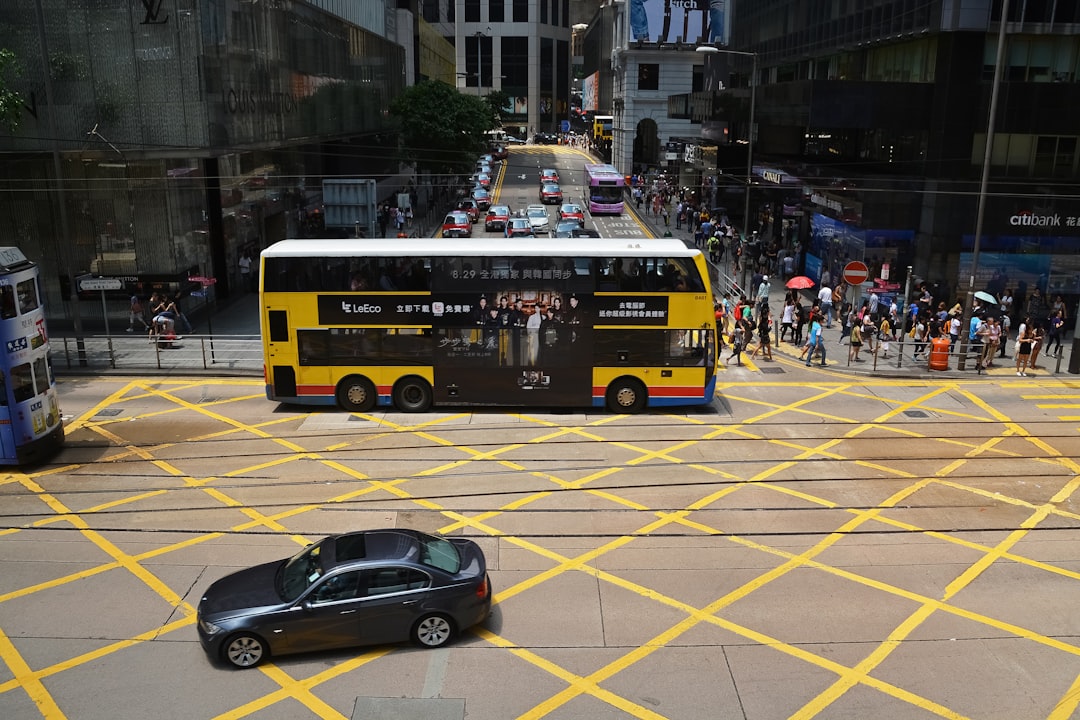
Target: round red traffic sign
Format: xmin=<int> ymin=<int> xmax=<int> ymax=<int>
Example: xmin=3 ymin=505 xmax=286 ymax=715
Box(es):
xmin=843 ymin=261 xmax=869 ymax=285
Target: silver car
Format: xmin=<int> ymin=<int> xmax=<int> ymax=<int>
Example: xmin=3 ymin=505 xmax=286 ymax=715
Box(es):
xmin=525 ymin=204 xmax=550 ymax=233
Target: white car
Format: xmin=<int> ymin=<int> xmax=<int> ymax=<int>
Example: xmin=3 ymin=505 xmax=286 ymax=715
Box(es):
xmin=525 ymin=204 xmax=550 ymax=233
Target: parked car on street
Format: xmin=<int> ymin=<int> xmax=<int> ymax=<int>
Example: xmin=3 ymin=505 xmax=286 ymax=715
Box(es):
xmin=455 ymin=199 xmax=481 ymax=223
xmin=442 ymin=211 xmax=473 ymax=237
xmin=196 ymin=529 xmax=492 ymax=668
xmin=471 ymin=187 xmax=492 ymax=210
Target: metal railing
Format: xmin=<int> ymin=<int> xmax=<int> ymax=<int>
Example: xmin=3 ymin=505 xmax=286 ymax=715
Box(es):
xmin=56 ymin=334 xmax=263 ymax=375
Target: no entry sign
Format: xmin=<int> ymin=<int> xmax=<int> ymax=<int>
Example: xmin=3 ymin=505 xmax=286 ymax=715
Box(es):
xmin=843 ymin=261 xmax=869 ymax=286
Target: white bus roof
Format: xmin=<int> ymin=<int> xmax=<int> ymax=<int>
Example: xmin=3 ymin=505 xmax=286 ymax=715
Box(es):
xmin=263 ymin=238 xmax=700 ymax=258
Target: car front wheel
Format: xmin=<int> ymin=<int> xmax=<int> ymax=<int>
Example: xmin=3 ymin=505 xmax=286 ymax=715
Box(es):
xmin=412 ymin=614 xmax=454 ymax=648
xmin=223 ymin=633 xmax=267 ymax=668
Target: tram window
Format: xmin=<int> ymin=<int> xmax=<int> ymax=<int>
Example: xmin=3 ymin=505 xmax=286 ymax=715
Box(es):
xmin=17 ymin=278 xmax=39 ymax=313
xmin=0 ymin=371 xmax=7 ymax=406
xmin=10 ymin=363 xmax=33 ymax=403
xmin=0 ymin=285 xmax=14 ymax=319
xmin=33 ymin=357 xmax=48 ymax=394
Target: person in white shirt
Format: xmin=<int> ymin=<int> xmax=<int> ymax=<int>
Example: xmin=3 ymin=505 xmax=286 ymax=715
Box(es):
xmin=818 ymin=284 xmax=834 ymax=328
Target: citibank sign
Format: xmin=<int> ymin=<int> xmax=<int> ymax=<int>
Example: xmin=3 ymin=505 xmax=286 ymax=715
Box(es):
xmin=1009 ymin=211 xmax=1061 ymax=227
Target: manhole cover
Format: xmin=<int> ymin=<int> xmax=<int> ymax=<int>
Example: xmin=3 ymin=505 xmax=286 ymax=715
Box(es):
xmin=94 ymin=409 xmax=123 ymax=417
xmin=759 ymin=366 xmax=785 ymax=374
xmin=903 ymin=410 xmax=929 ymax=418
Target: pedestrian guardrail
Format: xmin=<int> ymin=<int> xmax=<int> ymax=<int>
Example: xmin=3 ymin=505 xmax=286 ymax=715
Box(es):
xmin=55 ymin=334 xmax=263 ymax=375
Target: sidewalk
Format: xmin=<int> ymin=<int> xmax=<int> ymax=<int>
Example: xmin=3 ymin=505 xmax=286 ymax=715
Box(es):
xmin=630 ymin=203 xmax=1079 ymax=380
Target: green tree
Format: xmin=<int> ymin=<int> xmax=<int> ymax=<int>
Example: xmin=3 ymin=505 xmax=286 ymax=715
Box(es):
xmin=389 ymin=80 xmax=496 ymax=177
xmin=0 ymin=49 xmax=24 ymax=133
xmin=483 ymin=89 xmax=511 ymax=124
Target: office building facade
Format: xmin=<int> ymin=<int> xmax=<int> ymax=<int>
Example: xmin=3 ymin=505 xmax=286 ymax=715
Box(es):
xmin=0 ymin=0 xmax=407 ymax=323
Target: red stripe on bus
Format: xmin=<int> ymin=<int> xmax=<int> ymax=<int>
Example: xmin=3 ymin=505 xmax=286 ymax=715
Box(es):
xmin=297 ymin=386 xmax=335 ymax=396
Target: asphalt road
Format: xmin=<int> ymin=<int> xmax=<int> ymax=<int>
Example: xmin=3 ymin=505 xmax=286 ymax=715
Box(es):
xmin=3 ymin=372 xmax=1080 ymax=720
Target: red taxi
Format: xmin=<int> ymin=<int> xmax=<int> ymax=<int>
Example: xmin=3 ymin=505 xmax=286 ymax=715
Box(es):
xmin=539 ymin=168 xmax=559 ymax=184
xmin=455 ymin=199 xmax=481 ymax=223
xmin=442 ymin=211 xmax=473 ymax=238
xmin=485 ymin=205 xmax=511 ymax=232
xmin=557 ymin=203 xmax=585 ymax=225
xmin=539 ymin=183 xmax=563 ymax=205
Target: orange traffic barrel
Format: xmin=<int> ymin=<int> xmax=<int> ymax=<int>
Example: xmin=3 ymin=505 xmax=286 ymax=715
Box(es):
xmin=929 ymin=336 xmax=950 ymax=370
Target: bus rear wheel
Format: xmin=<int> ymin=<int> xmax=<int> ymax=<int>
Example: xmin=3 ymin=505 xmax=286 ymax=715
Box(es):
xmin=393 ymin=376 xmax=433 ymax=412
xmin=336 ymin=376 xmax=377 ymax=412
xmin=606 ymin=377 xmax=647 ymax=413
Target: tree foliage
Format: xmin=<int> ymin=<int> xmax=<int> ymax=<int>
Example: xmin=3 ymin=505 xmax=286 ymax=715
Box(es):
xmin=389 ymin=80 xmax=497 ymax=176
xmin=0 ymin=49 xmax=24 ymax=134
xmin=483 ymin=89 xmax=511 ymax=123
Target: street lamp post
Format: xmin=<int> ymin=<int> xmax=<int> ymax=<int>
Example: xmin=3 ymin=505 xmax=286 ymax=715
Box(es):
xmin=695 ymin=45 xmax=758 ymax=243
xmin=473 ymin=28 xmax=491 ymax=97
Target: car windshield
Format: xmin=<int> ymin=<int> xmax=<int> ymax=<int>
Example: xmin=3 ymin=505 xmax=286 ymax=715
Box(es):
xmin=562 ymin=205 xmax=581 ymax=214
xmin=491 ymin=206 xmax=509 ymax=215
xmin=418 ymin=532 xmax=461 ymax=573
xmin=279 ymin=540 xmax=326 ymax=602
xmin=527 ymin=208 xmax=547 ymax=218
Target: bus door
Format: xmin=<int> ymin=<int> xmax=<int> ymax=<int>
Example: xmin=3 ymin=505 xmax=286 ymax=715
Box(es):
xmin=265 ymin=308 xmax=296 ymax=397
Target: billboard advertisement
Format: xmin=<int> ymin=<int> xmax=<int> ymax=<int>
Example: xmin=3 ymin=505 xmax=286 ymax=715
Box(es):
xmin=582 ymin=72 xmax=599 ymax=112
xmin=629 ymin=0 xmax=727 ymax=45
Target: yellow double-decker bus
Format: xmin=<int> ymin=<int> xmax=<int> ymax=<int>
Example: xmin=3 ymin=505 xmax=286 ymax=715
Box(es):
xmin=260 ymin=238 xmax=716 ymax=413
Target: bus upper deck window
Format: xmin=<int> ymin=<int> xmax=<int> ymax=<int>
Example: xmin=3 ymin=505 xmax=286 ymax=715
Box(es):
xmin=16 ymin=278 xmax=39 ymax=313
xmin=0 ymin=286 xmax=14 ymax=319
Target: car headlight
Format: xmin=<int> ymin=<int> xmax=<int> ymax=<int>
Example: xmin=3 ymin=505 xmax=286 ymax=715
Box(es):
xmin=199 ymin=617 xmax=224 ymax=635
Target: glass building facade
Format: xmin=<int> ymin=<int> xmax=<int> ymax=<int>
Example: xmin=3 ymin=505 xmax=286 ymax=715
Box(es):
xmin=0 ymin=0 xmax=405 ymax=323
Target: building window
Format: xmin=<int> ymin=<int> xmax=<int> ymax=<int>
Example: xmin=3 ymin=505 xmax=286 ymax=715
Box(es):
xmin=540 ymin=0 xmax=547 ymax=24
xmin=551 ymin=0 xmax=559 ymax=27
xmin=562 ymin=0 xmax=569 ymax=27
xmin=513 ymin=0 xmax=528 ymax=22
xmin=638 ymin=63 xmax=659 ymax=91
xmin=421 ymin=0 xmax=439 ymax=22
xmin=465 ymin=0 xmax=480 ymax=22
xmin=490 ymin=0 xmax=504 ymax=23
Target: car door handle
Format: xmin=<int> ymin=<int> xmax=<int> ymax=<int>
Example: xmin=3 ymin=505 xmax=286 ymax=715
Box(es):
xmin=402 ymin=600 xmax=418 ymax=606
xmin=339 ymin=609 xmax=357 ymax=615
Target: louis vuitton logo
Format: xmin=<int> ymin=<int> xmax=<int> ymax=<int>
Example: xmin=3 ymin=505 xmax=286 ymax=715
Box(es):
xmin=139 ymin=0 xmax=169 ymax=25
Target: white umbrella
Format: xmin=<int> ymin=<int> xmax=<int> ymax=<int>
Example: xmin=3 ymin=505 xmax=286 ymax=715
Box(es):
xmin=974 ymin=290 xmax=997 ymax=305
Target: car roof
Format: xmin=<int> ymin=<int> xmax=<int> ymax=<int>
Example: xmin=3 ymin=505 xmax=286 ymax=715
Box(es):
xmin=329 ymin=529 xmax=420 ymax=565
xmin=445 ymin=211 xmax=469 ymax=221
xmin=488 ymin=205 xmax=510 ymax=213
xmin=542 ymin=183 xmax=560 ymax=188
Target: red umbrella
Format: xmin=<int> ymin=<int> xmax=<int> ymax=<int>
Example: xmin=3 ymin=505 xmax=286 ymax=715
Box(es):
xmin=785 ymin=276 xmax=815 ymax=289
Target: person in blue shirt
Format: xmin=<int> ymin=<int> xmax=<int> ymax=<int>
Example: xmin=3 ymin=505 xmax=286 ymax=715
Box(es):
xmin=805 ymin=313 xmax=827 ymax=367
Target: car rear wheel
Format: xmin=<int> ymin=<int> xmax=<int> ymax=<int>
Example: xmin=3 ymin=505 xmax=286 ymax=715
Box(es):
xmin=336 ymin=375 xmax=377 ymax=412
xmin=223 ymin=633 xmax=267 ymax=668
xmin=606 ymin=377 xmax=647 ymax=413
xmin=393 ymin=376 xmax=433 ymax=412
xmin=412 ymin=613 xmax=455 ymax=648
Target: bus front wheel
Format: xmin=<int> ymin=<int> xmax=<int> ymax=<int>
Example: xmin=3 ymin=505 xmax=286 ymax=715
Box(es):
xmin=606 ymin=378 xmax=647 ymax=413
xmin=336 ymin=376 xmax=377 ymax=412
xmin=393 ymin=376 xmax=433 ymax=412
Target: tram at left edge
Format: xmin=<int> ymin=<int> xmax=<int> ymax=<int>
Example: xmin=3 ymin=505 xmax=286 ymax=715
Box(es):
xmin=0 ymin=247 xmax=64 ymax=464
